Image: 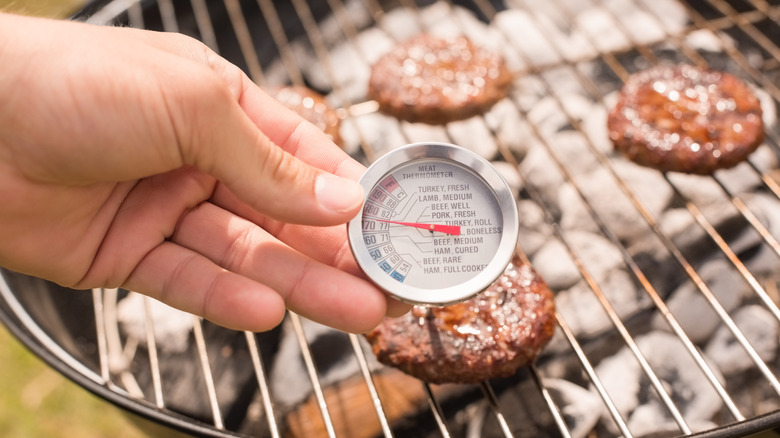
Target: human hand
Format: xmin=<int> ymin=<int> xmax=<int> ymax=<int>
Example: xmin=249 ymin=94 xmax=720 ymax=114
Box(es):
xmin=0 ymin=13 xmax=411 ymax=333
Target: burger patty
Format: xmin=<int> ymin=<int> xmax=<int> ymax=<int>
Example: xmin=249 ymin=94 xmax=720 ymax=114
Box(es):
xmin=364 ymin=259 xmax=556 ymax=384
xmin=266 ymin=85 xmax=343 ymax=148
xmin=368 ymin=34 xmax=513 ymax=125
xmin=607 ymin=64 xmax=764 ymax=175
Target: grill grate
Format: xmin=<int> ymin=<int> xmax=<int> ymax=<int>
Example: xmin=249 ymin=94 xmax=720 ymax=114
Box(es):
xmin=2 ymin=0 xmax=780 ymax=436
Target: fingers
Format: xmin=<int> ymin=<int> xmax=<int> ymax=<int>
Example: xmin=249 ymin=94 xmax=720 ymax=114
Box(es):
xmin=75 ymin=167 xmax=217 ymax=288
xmin=124 ymin=241 xmax=287 ymax=332
xmin=207 ymin=184 xmax=414 ymax=320
xmin=170 ymin=202 xmax=391 ymax=333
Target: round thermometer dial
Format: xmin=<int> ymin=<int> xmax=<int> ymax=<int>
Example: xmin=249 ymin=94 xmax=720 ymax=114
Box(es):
xmin=348 ymin=142 xmax=519 ymax=306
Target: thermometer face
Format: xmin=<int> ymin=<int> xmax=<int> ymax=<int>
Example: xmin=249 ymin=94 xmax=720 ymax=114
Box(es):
xmin=348 ymin=142 xmax=519 ymax=306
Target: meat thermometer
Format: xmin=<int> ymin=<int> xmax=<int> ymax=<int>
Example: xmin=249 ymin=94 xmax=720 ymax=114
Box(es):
xmin=347 ymin=142 xmax=519 ymax=306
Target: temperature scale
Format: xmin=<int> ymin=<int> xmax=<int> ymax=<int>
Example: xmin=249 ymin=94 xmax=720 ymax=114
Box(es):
xmin=347 ymin=142 xmax=519 ymax=306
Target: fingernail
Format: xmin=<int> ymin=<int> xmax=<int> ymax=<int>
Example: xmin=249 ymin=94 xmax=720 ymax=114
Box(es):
xmin=315 ymin=173 xmax=364 ymax=214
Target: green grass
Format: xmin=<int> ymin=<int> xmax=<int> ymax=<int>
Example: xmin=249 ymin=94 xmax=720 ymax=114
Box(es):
xmin=0 ymin=324 xmax=161 ymax=437
xmin=0 ymin=0 xmax=84 ymax=17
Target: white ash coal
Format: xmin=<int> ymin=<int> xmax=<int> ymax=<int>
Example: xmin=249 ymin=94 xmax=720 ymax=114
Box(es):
xmin=113 ymin=292 xmax=279 ymax=431
xmin=706 ymin=305 xmax=779 ymax=376
xmin=116 ymin=290 xmax=193 ymax=354
xmin=649 ymin=258 xmax=748 ymax=343
xmin=267 ymin=318 xmax=382 ymax=409
xmin=464 ymin=378 xmax=604 ymax=438
xmin=594 ymin=331 xmax=725 ymax=436
xmin=516 ymin=199 xmax=554 ymax=256
xmin=558 ymin=160 xmax=673 ymax=241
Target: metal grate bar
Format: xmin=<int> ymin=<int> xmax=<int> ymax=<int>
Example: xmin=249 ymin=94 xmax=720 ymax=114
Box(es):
xmin=423 ymin=382 xmax=452 ymax=438
xmin=289 ymin=312 xmax=337 ymax=438
xmin=293 ymin=0 xmax=696 ymax=432
xmin=708 ymin=0 xmax=780 ymax=61
xmin=143 ymin=296 xmax=165 ymax=409
xmin=636 ymin=1 xmax=780 ymax=323
xmin=554 ymin=312 xmax=634 ymax=437
xmin=725 ymin=194 xmax=780 ymax=260
xmin=0 ymin=276 xmax=107 ymax=385
xmin=288 ymin=0 xmax=340 ymax=94
xmin=102 ymin=289 xmax=146 ymax=399
xmin=255 ymin=0 xmax=305 ymax=86
xmin=212 ymin=1 xmax=396 ymax=434
xmin=255 ymin=1 xmax=514 ymax=433
xmin=189 ymin=0 xmax=219 ymax=52
xmin=479 ymin=381 xmax=515 ymax=438
xmin=675 ymin=196 xmax=780 ymax=392
xmin=279 ymin=0 xmax=381 ymax=159
xmin=322 ymin=1 xmax=583 ymax=429
xmin=287 ymin=0 xmax=379 ymax=161
xmin=676 ymin=187 xmax=780 ymax=325
xmin=528 ymin=365 xmax=573 ymax=438
xmin=348 ymin=333 xmax=394 ymax=438
xmin=223 ymin=0 xmax=265 ymax=83
xmin=591 ymin=0 xmax=780 ymax=394
xmin=146 ymin=7 xmax=230 ymax=426
xmin=92 ymin=288 xmax=111 ymax=384
xmin=244 ymin=330 xmax=281 ymax=438
xmin=85 ymin=0 xmax=140 ymax=25
xmin=192 ymin=315 xmax=225 ymax=430
xmin=127 ymin=0 xmax=144 ymax=28
xmin=490 ymin=97 xmax=705 ymax=432
xmin=541 ymin=187 xmax=694 ymax=433
xmin=157 ymin=0 xmax=179 ymax=34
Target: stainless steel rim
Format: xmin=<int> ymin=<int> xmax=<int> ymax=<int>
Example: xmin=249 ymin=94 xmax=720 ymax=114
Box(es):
xmin=348 ymin=142 xmax=519 ymax=306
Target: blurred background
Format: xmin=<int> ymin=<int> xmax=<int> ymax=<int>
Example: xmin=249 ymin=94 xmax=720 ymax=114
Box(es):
xmin=0 ymin=0 xmax=83 ymax=19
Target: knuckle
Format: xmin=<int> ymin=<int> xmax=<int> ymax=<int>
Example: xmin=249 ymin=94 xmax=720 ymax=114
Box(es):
xmin=259 ymin=137 xmax=308 ymax=189
xmin=222 ymin=225 xmax=255 ymax=273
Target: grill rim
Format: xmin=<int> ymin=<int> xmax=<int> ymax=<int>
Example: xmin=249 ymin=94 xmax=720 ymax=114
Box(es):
xmin=2 ymin=0 xmax=780 ymax=436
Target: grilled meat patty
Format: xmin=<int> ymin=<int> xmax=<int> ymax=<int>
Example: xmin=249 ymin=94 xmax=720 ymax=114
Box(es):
xmin=368 ymin=34 xmax=513 ymax=125
xmin=607 ymin=64 xmax=764 ymax=175
xmin=365 ymin=258 xmax=556 ymax=384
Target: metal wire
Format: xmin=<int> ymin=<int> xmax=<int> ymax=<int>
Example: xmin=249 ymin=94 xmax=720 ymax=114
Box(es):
xmin=192 ymin=315 xmax=225 ymax=430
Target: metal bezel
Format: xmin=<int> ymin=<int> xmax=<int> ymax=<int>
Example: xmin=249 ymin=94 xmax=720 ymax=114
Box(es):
xmin=347 ymin=142 xmax=519 ymax=306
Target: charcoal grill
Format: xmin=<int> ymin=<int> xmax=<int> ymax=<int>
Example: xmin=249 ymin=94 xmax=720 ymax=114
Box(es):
xmin=3 ymin=0 xmax=780 ymax=436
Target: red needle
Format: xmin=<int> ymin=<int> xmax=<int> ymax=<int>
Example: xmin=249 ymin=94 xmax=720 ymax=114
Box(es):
xmin=377 ymin=219 xmax=461 ymax=236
